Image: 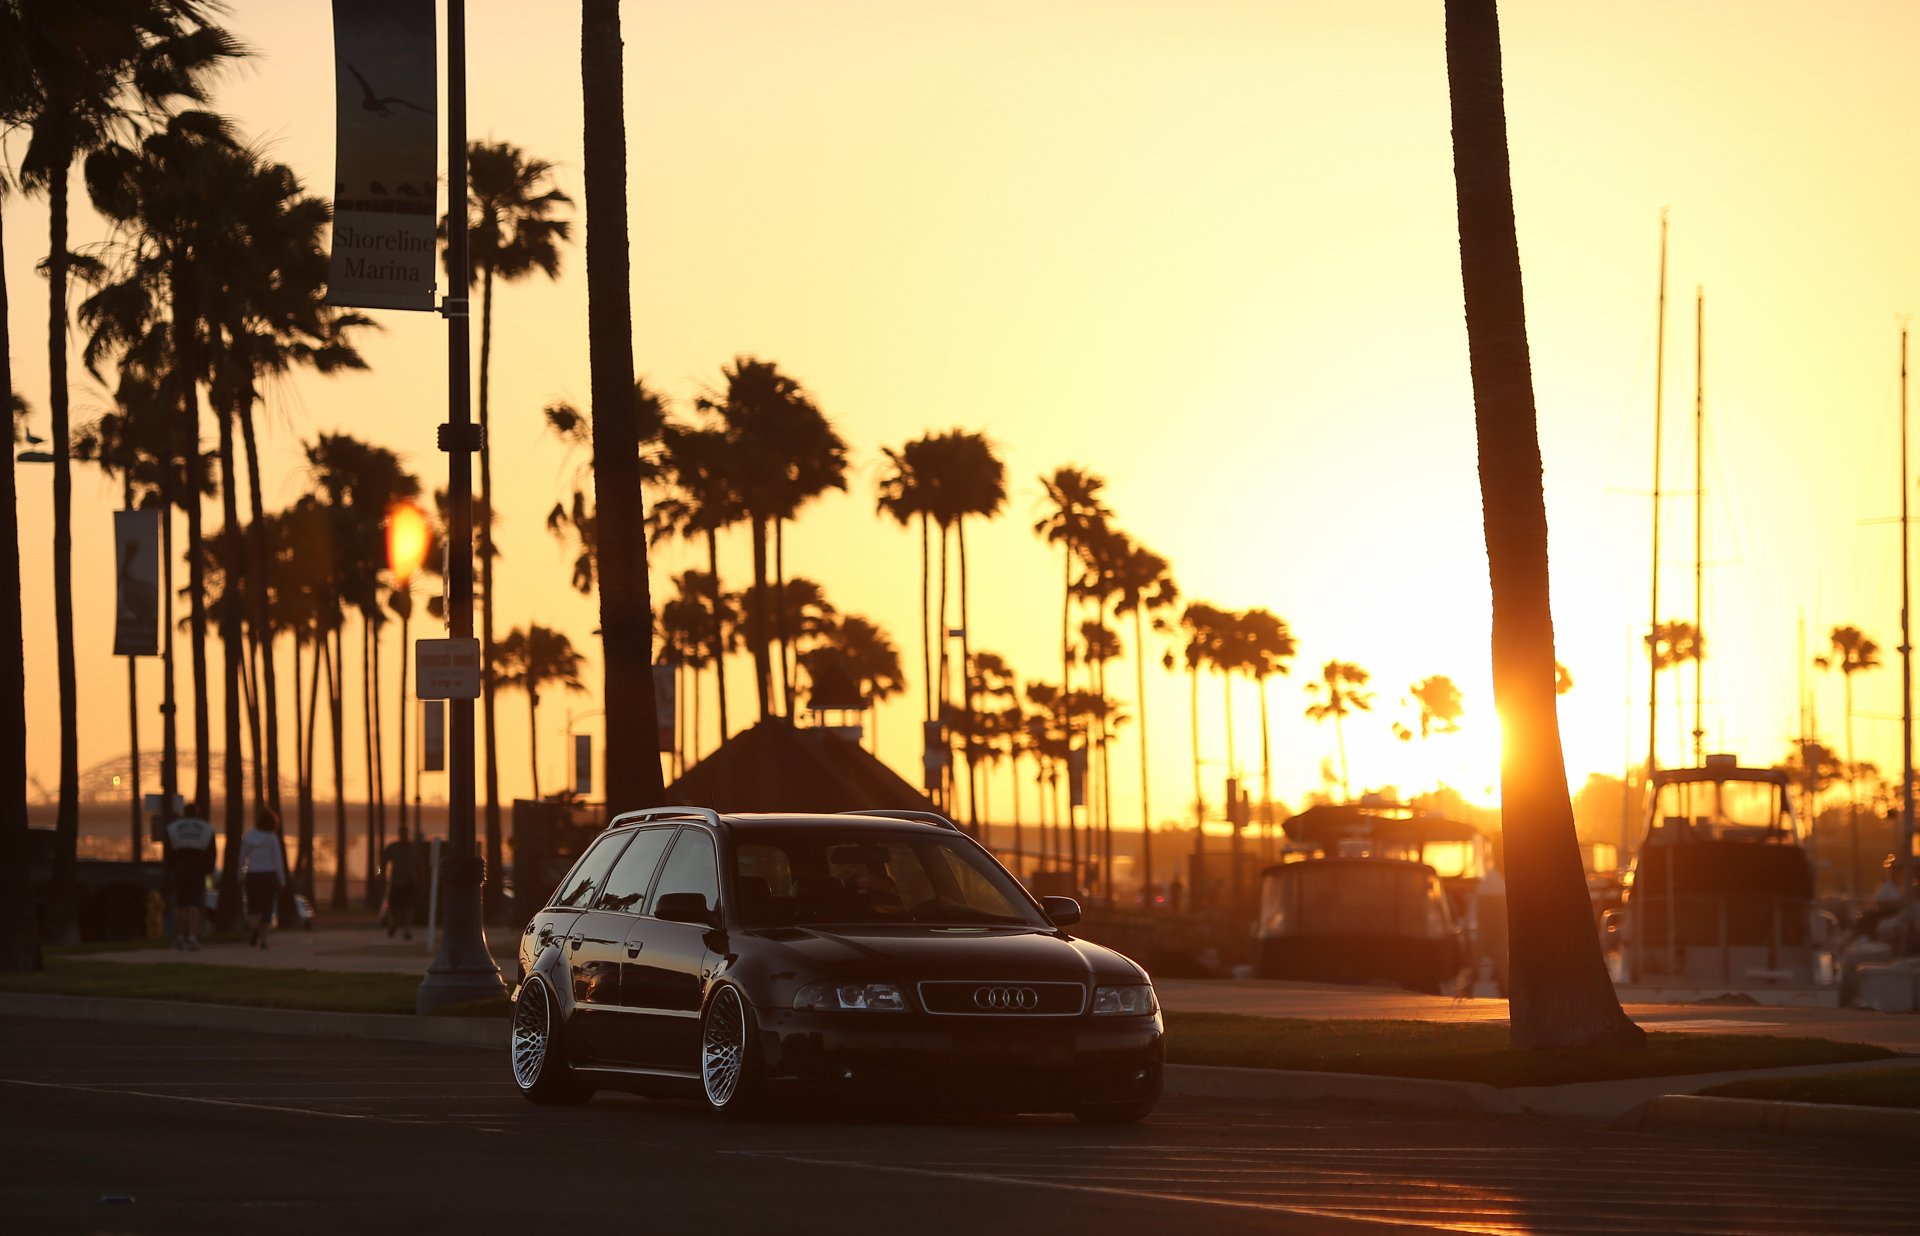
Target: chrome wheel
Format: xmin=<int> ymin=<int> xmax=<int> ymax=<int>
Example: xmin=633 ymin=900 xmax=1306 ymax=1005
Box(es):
xmin=702 ymin=986 xmax=747 ymax=1108
xmin=512 ymin=978 xmax=552 ymax=1091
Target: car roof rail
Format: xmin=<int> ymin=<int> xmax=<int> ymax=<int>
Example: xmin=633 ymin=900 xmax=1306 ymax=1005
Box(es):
xmin=607 ymin=805 xmax=723 ymax=831
xmin=838 ymin=809 xmax=960 ymax=831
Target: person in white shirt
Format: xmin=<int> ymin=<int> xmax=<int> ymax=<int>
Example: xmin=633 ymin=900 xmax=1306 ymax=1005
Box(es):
xmin=164 ymin=806 xmax=216 ymax=950
xmin=239 ymin=809 xmax=288 ymax=948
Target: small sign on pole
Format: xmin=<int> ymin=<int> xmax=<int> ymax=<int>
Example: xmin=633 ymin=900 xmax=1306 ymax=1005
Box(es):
xmin=421 ymin=699 xmax=445 ymax=772
xmin=416 ymin=637 xmax=481 ymax=700
xmin=573 ymin=733 xmax=592 ymax=796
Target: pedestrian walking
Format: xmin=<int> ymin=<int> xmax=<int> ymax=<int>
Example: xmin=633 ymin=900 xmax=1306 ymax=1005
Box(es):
xmin=164 ymin=804 xmax=216 ymax=950
xmin=382 ymin=828 xmax=420 ymax=941
xmin=240 ymin=808 xmax=287 ymax=949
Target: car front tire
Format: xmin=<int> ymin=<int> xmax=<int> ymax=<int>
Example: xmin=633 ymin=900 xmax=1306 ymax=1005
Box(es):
xmin=700 ymin=984 xmax=764 ymax=1117
xmin=510 ymin=975 xmax=594 ymax=1105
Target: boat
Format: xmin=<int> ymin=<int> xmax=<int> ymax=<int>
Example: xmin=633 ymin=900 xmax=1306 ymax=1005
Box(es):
xmin=1250 ymin=801 xmax=1492 ymax=995
xmin=1604 ymin=754 xmax=1839 ymax=1005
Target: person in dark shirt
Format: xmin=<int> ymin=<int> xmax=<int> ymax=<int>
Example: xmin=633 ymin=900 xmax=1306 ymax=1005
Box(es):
xmin=383 ymin=828 xmax=421 ymax=940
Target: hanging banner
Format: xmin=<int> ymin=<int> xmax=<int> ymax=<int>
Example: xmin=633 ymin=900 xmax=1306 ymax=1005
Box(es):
xmin=421 ymin=699 xmax=445 ymax=772
xmin=1067 ymin=743 xmax=1088 ymax=809
xmin=113 ymin=508 xmax=161 ymax=657
xmin=328 ymin=0 xmax=438 ymax=311
xmin=653 ymin=664 xmax=676 ymax=753
xmin=574 ymin=734 xmax=593 ymax=796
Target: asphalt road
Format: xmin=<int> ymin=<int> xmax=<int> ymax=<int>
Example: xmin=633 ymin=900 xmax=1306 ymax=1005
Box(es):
xmin=4 ymin=1016 xmax=1917 ymax=1236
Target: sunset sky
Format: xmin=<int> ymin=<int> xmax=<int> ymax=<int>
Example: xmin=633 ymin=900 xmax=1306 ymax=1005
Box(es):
xmin=8 ymin=1 xmax=1920 ymax=836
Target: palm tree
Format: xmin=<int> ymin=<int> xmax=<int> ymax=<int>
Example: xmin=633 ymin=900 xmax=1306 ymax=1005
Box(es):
xmin=1078 ymin=620 xmax=1123 ymax=894
xmin=1409 ymin=675 xmax=1465 ymax=740
xmin=1817 ymin=625 xmax=1881 ymax=898
xmin=697 ymin=357 xmax=847 ymax=720
xmin=876 ymin=437 xmax=939 ymax=738
xmin=1035 ymin=467 xmax=1111 ymax=701
xmin=1090 ymin=528 xmax=1177 ymax=902
xmin=1175 ymin=603 xmax=1228 ymax=829
xmin=15 ymin=5 xmax=235 ymax=939
xmin=815 ymin=614 xmax=904 ymax=749
xmin=1240 ymin=609 xmax=1295 ymax=854
xmin=921 ymin=431 xmax=1006 ymax=830
xmin=651 ymin=422 xmax=745 ymax=744
xmin=495 ymin=625 xmax=586 ymax=801
xmin=1305 ymin=661 xmax=1372 ymax=801
xmin=582 ymin=0 xmax=664 ymax=811
xmin=442 ymin=139 xmax=572 ymax=898
xmin=1444 ymin=0 xmax=1642 ymax=1049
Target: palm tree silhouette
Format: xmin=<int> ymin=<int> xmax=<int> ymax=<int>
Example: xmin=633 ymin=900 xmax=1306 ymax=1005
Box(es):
xmin=877 ymin=436 xmax=939 ymax=739
xmin=582 ymin=0 xmax=665 ymax=812
xmin=0 ymin=18 xmax=32 ymax=965
xmin=13 ymin=0 xmax=237 ymax=943
xmin=1305 ymin=660 xmax=1372 ymax=801
xmin=1817 ymin=625 xmax=1881 ymax=898
xmin=1444 ymin=0 xmax=1641 ymax=1049
xmin=1646 ymin=620 xmax=1703 ymax=767
xmin=924 ymin=431 xmax=1005 ymax=830
xmin=696 ymin=357 xmax=846 ymax=721
xmin=1083 ymin=527 xmax=1177 ymax=903
xmin=442 ymin=139 xmax=572 ymax=900
xmin=1240 ymin=609 xmax=1296 ymax=855
xmin=495 ymin=625 xmax=587 ymax=801
xmin=1035 ymin=467 xmax=1111 ymax=701
xmin=821 ymin=614 xmax=905 ymax=750
xmin=652 ymin=422 xmax=746 ymax=744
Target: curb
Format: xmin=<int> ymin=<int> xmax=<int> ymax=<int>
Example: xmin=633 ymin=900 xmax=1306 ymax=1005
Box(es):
xmin=1163 ymin=1064 xmax=1521 ymax=1115
xmin=0 ymin=992 xmax=505 ymax=1050
xmin=1638 ymin=1093 xmax=1920 ymax=1142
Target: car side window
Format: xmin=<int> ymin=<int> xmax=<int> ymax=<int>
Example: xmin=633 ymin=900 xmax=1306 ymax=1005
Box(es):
xmin=650 ymin=828 xmax=719 ymax=915
xmin=592 ymin=827 xmax=676 ymax=913
xmin=549 ymin=833 xmax=629 ymax=909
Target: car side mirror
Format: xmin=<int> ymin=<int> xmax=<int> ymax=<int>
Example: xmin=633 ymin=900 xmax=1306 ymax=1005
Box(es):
xmin=1041 ymin=896 xmax=1081 ymax=927
xmin=655 ymin=891 xmax=718 ymax=927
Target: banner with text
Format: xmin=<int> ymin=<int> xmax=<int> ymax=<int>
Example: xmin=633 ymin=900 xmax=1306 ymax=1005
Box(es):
xmin=328 ymin=0 xmax=437 ymax=311
xmin=653 ymin=664 xmax=676 ymax=754
xmin=113 ymin=508 xmax=161 ymax=657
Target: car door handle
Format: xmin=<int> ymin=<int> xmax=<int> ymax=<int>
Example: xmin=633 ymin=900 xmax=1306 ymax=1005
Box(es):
xmin=568 ymin=936 xmax=583 ymax=951
xmin=626 ymin=943 xmax=644 ymax=958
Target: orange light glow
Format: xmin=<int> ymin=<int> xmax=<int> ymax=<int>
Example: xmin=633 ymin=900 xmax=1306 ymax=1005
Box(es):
xmin=386 ymin=500 xmax=432 ymax=584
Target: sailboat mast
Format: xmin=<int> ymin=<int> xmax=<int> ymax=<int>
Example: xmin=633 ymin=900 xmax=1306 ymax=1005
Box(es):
xmin=1646 ymin=213 xmax=1669 ymax=799
xmin=1694 ymin=289 xmax=1705 ymax=766
xmin=1900 ymin=326 xmax=1913 ymax=908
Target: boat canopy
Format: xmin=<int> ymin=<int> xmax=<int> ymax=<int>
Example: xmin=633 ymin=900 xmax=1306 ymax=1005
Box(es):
xmin=1282 ymin=803 xmax=1489 ymax=881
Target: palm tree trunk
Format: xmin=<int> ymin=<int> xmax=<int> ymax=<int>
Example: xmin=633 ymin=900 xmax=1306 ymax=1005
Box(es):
xmin=299 ymin=631 xmax=320 ymax=900
xmin=584 ymin=0 xmax=667 ymax=811
xmin=0 ymin=198 xmax=41 ymax=970
xmin=236 ymin=375 xmax=280 ymax=822
xmin=186 ymin=472 xmax=211 ymax=814
xmin=215 ymin=390 xmax=246 ymax=925
xmin=1133 ymin=607 xmax=1152 ymax=906
xmin=919 ymin=511 xmax=931 ymax=724
xmin=959 ymin=517 xmax=979 ymax=833
xmin=705 ymin=528 xmax=729 ymax=742
xmin=748 ymin=517 xmax=772 ymax=721
xmin=328 ymin=627 xmax=349 ymax=910
xmin=1257 ymin=673 xmax=1274 ymax=862
xmin=1334 ymin=706 xmax=1351 ymax=801
xmin=478 ymin=260 xmax=502 ymax=914
xmin=528 ymin=689 xmax=541 ymax=800
xmin=1846 ymin=673 xmax=1858 ymax=899
xmin=936 ymin=521 xmax=951 ymax=809
xmin=47 ymin=158 xmax=81 ymax=943
xmin=1189 ymin=661 xmax=1202 ymax=826
xmin=372 ymin=616 xmax=386 ymax=870
xmin=775 ymin=517 xmax=791 ymax=715
xmin=361 ymin=615 xmax=378 ymax=908
xmin=1445 ymin=0 xmax=1641 ymax=1050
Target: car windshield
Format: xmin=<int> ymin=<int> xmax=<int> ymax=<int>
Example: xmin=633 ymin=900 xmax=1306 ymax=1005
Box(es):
xmin=730 ymin=828 xmax=1046 ymax=929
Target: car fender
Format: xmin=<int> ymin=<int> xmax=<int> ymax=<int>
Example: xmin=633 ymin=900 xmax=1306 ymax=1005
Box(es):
xmin=522 ymin=940 xmax=581 ymax=1023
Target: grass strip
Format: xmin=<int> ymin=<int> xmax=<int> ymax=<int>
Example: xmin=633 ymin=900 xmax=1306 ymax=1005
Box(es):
xmin=1163 ymin=1012 xmax=1896 ymax=1088
xmin=0 ymin=957 xmax=507 ymax=1018
xmin=1700 ymin=1066 xmax=1920 ymax=1110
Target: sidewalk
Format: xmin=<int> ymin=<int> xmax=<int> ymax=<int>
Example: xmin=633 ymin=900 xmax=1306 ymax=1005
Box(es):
xmin=88 ymin=924 xmax=518 ymax=975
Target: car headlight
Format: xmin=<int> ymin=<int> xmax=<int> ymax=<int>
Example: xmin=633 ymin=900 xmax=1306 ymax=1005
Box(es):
xmin=793 ymin=982 xmax=907 ymax=1012
xmin=1092 ymin=984 xmax=1158 ymax=1016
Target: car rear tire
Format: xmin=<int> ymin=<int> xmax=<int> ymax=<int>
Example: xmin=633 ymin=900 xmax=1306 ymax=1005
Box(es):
xmin=510 ymin=975 xmax=594 ymax=1105
xmin=700 ymin=984 xmax=763 ymax=1117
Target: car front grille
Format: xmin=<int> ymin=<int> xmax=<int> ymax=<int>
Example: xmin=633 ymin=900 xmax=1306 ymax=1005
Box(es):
xmin=917 ymin=980 xmax=1087 ymax=1016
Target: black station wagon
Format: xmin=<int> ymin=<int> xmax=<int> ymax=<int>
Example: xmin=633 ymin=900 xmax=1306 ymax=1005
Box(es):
xmin=509 ymin=807 xmax=1163 ymax=1122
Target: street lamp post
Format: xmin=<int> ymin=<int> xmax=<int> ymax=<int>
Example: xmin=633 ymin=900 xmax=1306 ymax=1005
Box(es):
xmin=418 ymin=0 xmax=506 ymax=1012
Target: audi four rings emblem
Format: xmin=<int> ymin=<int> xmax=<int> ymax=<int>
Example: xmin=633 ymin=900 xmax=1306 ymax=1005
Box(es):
xmin=973 ymin=985 xmax=1040 ymax=1010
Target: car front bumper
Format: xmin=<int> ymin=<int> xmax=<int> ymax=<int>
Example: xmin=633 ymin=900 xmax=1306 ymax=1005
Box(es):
xmin=756 ymin=1008 xmax=1163 ymax=1112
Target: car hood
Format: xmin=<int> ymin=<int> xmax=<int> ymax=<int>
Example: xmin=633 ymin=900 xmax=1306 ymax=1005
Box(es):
xmin=743 ymin=923 xmax=1145 ymax=983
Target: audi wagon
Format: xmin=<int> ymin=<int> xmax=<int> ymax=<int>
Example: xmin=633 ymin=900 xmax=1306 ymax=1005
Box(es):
xmin=508 ymin=807 xmax=1163 ymax=1122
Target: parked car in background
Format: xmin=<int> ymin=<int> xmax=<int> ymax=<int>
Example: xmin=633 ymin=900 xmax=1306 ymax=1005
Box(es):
xmin=510 ymin=807 xmax=1163 ymax=1122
